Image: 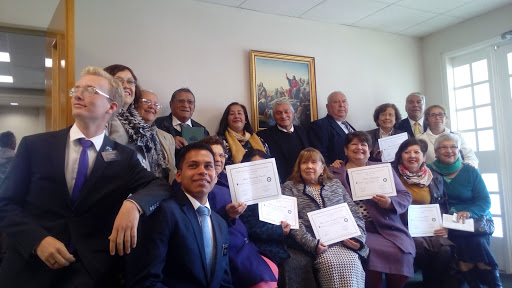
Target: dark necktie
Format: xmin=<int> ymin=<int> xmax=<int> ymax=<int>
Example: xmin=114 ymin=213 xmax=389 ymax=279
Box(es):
xmin=196 ymin=205 xmax=213 ymax=278
xmin=71 ymin=138 xmax=93 ymax=204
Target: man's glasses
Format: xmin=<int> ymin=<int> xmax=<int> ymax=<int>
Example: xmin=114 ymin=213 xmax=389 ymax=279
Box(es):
xmin=114 ymin=77 xmax=137 ymax=87
xmin=174 ymin=98 xmax=195 ymax=105
xmin=69 ymin=86 xmax=113 ymax=101
xmin=141 ymin=99 xmax=162 ymax=109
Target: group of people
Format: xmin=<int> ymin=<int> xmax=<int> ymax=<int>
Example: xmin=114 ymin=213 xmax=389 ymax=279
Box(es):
xmin=0 ymin=63 xmax=501 ymax=288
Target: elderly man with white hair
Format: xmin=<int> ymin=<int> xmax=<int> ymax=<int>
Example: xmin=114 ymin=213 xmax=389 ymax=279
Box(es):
xmin=257 ymin=98 xmax=309 ymax=183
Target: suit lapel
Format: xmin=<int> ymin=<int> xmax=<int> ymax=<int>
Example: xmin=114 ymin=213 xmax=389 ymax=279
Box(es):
xmin=210 ymin=213 xmax=224 ymax=285
xmin=327 ymin=115 xmax=347 ymax=138
xmin=54 ymin=128 xmax=72 ymax=204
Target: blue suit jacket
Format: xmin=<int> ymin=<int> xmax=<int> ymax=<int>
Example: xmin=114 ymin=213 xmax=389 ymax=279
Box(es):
xmin=0 ymin=128 xmax=170 ymax=286
xmin=125 ymin=188 xmax=232 ymax=288
xmin=308 ymin=114 xmax=355 ymax=165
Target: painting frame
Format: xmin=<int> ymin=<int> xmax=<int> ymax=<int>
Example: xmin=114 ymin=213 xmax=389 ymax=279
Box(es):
xmin=250 ymin=50 xmax=317 ymax=131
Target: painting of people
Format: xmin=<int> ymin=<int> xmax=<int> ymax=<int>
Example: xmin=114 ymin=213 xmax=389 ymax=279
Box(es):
xmin=250 ymin=50 xmax=317 ymax=130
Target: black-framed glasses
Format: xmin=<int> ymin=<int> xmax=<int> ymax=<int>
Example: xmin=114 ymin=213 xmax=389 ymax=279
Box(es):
xmin=69 ymin=86 xmax=113 ymax=101
xmin=141 ymin=98 xmax=162 ymax=109
xmin=114 ymin=77 xmax=136 ymax=87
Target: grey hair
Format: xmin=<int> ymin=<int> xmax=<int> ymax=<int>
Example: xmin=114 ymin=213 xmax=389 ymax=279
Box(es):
xmin=272 ymin=98 xmax=294 ymax=113
xmin=406 ymin=92 xmax=425 ymax=103
xmin=434 ymin=133 xmax=461 ymax=150
xmin=327 ymin=91 xmax=346 ymax=103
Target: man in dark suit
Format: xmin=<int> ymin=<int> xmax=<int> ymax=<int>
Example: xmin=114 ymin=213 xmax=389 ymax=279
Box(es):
xmin=0 ymin=67 xmax=170 ymax=287
xmin=397 ymin=92 xmax=426 ymax=138
xmin=257 ymin=98 xmax=309 ymax=183
xmin=126 ymin=143 xmax=231 ymax=288
xmin=309 ymin=91 xmax=356 ymax=165
xmin=154 ymin=88 xmax=209 ymax=151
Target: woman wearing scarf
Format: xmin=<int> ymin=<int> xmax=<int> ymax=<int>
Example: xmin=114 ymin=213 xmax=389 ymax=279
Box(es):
xmin=105 ymin=64 xmax=175 ymax=182
xmin=391 ymin=138 xmax=454 ymax=288
xmin=429 ymin=134 xmax=501 ymax=288
xmin=216 ymin=102 xmax=269 ymax=165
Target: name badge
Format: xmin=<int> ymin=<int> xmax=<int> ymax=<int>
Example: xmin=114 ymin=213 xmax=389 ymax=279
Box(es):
xmin=102 ymin=150 xmax=120 ymax=162
xmin=222 ymin=244 xmax=229 ymax=256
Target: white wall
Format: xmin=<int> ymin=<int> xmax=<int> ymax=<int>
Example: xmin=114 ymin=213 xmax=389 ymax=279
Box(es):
xmin=0 ymin=106 xmax=46 ymax=148
xmin=75 ymin=0 xmax=423 ymax=133
xmin=422 ymin=4 xmax=512 ymax=108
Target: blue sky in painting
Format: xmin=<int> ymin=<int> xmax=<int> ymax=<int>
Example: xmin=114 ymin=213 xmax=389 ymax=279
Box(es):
xmin=255 ymin=57 xmax=309 ymax=92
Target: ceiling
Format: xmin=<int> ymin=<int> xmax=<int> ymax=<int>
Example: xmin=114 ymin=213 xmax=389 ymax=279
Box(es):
xmin=194 ymin=0 xmax=512 ymax=37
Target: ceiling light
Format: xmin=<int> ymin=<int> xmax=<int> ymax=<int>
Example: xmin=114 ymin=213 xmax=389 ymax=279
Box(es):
xmin=0 ymin=52 xmax=10 ymax=62
xmin=0 ymin=75 xmax=13 ymax=83
xmin=45 ymin=58 xmax=52 ymax=67
xmin=10 ymin=103 xmax=19 ymax=106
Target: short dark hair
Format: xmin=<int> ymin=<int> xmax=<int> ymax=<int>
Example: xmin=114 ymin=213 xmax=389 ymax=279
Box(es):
xmin=199 ymin=136 xmax=226 ymax=154
xmin=103 ymin=64 xmax=142 ymax=106
xmin=171 ymin=88 xmax=195 ymax=102
xmin=177 ymin=142 xmax=215 ymax=170
xmin=216 ymin=102 xmax=254 ymax=136
xmin=241 ymin=149 xmax=270 ymax=163
xmin=344 ymin=131 xmax=372 ymax=149
xmin=0 ymin=131 xmax=15 ymax=148
xmin=373 ymin=103 xmax=401 ymax=127
xmin=391 ymin=138 xmax=428 ymax=171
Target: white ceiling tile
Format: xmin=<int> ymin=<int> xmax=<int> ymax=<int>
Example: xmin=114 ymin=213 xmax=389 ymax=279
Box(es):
xmin=375 ymin=0 xmax=401 ymax=3
xmin=193 ymin=0 xmax=245 ymax=7
xmin=399 ymin=14 xmax=464 ymax=37
xmin=395 ymin=0 xmax=472 ymax=14
xmin=445 ymin=0 xmax=512 ymax=19
xmin=240 ymin=0 xmax=323 ymax=17
xmin=355 ymin=5 xmax=437 ymax=33
xmin=301 ymin=0 xmax=389 ymax=25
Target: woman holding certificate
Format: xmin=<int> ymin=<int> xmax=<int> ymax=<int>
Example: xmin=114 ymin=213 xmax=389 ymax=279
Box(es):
xmin=366 ymin=103 xmax=406 ymax=162
xmin=330 ymin=131 xmax=414 ymax=288
xmin=430 ymin=134 xmax=501 ymax=288
xmin=392 ymin=138 xmax=454 ymax=288
xmin=282 ymin=147 xmax=368 ymax=288
xmin=217 ymin=102 xmax=269 ymax=165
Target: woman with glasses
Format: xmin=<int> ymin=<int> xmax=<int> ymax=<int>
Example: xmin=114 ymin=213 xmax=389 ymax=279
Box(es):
xmin=430 ymin=134 xmax=501 ymax=288
xmin=366 ymin=103 xmax=406 ymax=162
xmin=105 ymin=64 xmax=176 ymax=183
xmin=216 ymin=102 xmax=269 ymax=165
xmin=417 ymin=105 xmax=478 ymax=167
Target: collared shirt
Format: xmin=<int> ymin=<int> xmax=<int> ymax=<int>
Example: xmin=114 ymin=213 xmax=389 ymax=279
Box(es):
xmin=172 ymin=115 xmax=193 ymax=132
xmin=335 ymin=120 xmax=349 ymax=133
xmin=65 ymin=123 xmax=105 ymax=194
xmin=277 ymin=124 xmax=294 ymax=133
xmin=379 ymin=128 xmax=393 ymax=138
xmin=184 ymin=191 xmax=215 ymax=249
xmin=408 ymin=117 xmax=424 ymax=132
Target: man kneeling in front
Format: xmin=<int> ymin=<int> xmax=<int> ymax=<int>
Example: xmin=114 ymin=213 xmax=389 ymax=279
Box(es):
xmin=125 ymin=142 xmax=232 ymax=288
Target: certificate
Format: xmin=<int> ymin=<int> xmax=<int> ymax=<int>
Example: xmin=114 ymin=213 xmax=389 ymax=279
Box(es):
xmin=378 ymin=132 xmax=408 ymax=162
xmin=307 ymin=203 xmax=361 ymax=245
xmin=442 ymin=214 xmax=474 ymax=232
xmin=258 ymin=195 xmax=299 ymax=229
xmin=407 ymin=204 xmax=442 ymax=237
xmin=226 ymin=158 xmax=281 ymax=205
xmin=347 ymin=163 xmax=397 ymax=201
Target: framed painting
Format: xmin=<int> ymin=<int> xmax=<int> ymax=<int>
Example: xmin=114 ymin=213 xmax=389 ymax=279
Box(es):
xmin=250 ymin=50 xmax=317 ymax=131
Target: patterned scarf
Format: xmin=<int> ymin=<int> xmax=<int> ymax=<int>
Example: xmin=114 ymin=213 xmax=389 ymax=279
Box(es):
xmin=116 ymin=105 xmax=169 ymax=178
xmin=398 ymin=163 xmax=433 ymax=187
xmin=428 ymin=157 xmax=462 ymax=176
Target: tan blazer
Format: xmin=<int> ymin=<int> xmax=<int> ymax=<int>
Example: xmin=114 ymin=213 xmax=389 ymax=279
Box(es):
xmin=107 ymin=117 xmax=177 ymax=183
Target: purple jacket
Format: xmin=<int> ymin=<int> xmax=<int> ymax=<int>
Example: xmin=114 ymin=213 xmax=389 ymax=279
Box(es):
xmin=329 ymin=162 xmax=415 ymax=255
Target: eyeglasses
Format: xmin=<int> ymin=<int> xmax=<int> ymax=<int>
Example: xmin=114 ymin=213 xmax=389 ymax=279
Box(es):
xmin=174 ymin=98 xmax=195 ymax=105
xmin=428 ymin=113 xmax=445 ymax=119
xmin=437 ymin=145 xmax=458 ymax=151
xmin=69 ymin=86 xmax=113 ymax=101
xmin=114 ymin=77 xmax=136 ymax=87
xmin=214 ymin=153 xmax=227 ymax=159
xmin=141 ymin=98 xmax=162 ymax=109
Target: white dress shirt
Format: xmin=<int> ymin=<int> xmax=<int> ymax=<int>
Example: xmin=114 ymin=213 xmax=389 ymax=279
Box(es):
xmin=184 ymin=192 xmax=215 ymax=250
xmin=172 ymin=115 xmax=193 ymax=132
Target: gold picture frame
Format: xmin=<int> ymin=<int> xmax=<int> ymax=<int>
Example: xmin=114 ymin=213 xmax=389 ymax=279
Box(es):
xmin=250 ymin=50 xmax=317 ymax=131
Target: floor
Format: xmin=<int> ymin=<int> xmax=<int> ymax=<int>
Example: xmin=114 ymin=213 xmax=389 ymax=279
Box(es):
xmin=404 ymin=270 xmax=512 ymax=287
